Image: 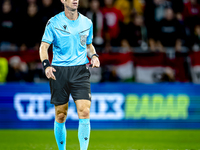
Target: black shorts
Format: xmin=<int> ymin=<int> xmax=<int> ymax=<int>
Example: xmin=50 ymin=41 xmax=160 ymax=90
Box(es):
xmin=49 ymin=64 xmax=91 ymax=105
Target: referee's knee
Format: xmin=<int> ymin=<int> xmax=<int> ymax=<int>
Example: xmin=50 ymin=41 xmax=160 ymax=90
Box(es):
xmin=56 ymin=112 xmax=67 ymax=123
xmin=78 ymin=107 xmax=90 ymax=119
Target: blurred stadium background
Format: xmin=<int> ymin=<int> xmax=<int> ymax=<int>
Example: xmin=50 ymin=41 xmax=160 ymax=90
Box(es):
xmin=1 ymin=0 xmax=200 ymax=149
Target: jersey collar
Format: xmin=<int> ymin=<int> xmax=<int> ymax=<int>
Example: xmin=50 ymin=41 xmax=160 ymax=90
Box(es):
xmin=62 ymin=11 xmax=80 ymax=24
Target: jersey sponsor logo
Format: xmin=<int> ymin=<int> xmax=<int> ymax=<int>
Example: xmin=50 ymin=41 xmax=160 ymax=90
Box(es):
xmin=80 ymin=35 xmax=87 ymax=46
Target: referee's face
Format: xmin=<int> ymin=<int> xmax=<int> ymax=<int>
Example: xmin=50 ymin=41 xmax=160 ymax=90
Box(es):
xmin=62 ymin=0 xmax=79 ymax=11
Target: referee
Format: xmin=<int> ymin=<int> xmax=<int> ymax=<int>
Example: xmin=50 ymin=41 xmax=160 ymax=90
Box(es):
xmin=39 ymin=0 xmax=100 ymax=150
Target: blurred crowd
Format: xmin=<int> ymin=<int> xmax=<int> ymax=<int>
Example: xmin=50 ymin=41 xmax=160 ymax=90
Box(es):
xmin=1 ymin=0 xmax=200 ymax=83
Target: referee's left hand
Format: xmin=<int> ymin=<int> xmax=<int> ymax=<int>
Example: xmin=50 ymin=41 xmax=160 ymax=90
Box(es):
xmin=45 ymin=66 xmax=56 ymax=80
xmin=91 ymin=56 xmax=100 ymax=68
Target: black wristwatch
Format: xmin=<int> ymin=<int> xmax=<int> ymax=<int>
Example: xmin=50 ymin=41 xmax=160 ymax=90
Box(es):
xmin=91 ymin=53 xmax=99 ymax=58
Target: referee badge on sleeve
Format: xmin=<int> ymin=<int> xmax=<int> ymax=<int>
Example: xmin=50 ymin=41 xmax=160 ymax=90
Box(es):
xmin=80 ymin=35 xmax=87 ymax=46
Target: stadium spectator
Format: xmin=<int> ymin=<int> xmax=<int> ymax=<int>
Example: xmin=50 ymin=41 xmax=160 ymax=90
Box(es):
xmin=191 ymin=24 xmax=200 ymax=51
xmin=0 ymin=57 xmax=8 ymax=83
xmin=18 ymin=3 xmax=42 ymax=51
xmin=160 ymin=67 xmax=175 ymax=82
xmin=121 ymin=14 xmax=148 ymax=50
xmin=101 ymin=66 xmax=121 ymax=82
xmin=144 ymin=0 xmax=169 ymax=26
xmin=86 ymin=0 xmax=104 ymax=47
xmin=78 ymin=0 xmax=89 ymax=16
xmin=164 ymin=0 xmax=184 ymax=22
xmin=52 ymin=0 xmax=63 ymax=12
xmin=157 ymin=8 xmax=184 ymax=51
xmin=120 ymin=39 xmax=132 ymax=53
xmin=40 ymin=0 xmax=59 ymax=30
xmin=26 ymin=62 xmax=47 ymax=82
xmin=6 ymin=56 xmax=28 ymax=82
xmin=0 ymin=0 xmax=17 ymax=51
xmin=183 ymin=0 xmax=200 ymax=32
xmin=165 ymin=0 xmax=184 ymax=14
xmin=144 ymin=0 xmax=184 ymax=51
xmin=133 ymin=0 xmax=145 ymax=15
xmin=27 ymin=0 xmax=38 ymax=4
xmin=144 ymin=0 xmax=166 ymax=51
xmin=101 ymin=0 xmax=124 ymax=46
xmin=114 ymin=0 xmax=131 ymax=24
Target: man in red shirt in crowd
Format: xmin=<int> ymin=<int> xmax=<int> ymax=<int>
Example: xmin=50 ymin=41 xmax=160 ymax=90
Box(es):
xmin=101 ymin=0 xmax=124 ymax=47
xmin=183 ymin=0 xmax=200 ymax=31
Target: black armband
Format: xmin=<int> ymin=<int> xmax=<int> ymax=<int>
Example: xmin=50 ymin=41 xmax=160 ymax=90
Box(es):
xmin=42 ymin=59 xmax=51 ymax=70
xmin=91 ymin=53 xmax=99 ymax=59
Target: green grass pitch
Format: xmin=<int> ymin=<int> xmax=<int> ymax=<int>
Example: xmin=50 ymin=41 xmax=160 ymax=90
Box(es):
xmin=0 ymin=130 xmax=200 ymax=150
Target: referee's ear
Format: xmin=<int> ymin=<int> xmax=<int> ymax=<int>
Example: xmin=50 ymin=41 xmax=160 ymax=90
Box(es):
xmin=60 ymin=0 xmax=65 ymax=4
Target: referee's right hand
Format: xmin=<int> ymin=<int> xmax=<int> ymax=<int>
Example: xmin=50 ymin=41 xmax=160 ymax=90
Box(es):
xmin=45 ymin=67 xmax=56 ymax=80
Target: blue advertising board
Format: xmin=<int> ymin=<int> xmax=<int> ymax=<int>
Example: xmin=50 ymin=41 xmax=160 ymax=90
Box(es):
xmin=0 ymin=83 xmax=200 ymax=129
